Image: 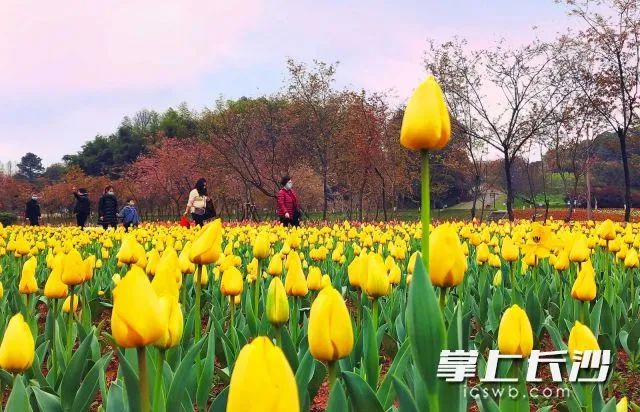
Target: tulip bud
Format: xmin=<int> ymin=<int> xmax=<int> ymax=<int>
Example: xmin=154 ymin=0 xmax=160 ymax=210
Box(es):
xmin=388 ymin=264 xmax=401 ymax=285
xmin=493 ymin=270 xmax=502 ymax=287
xmin=154 ymin=296 xmax=183 ymax=349
xmin=61 ymin=249 xmax=85 ymax=286
xmin=284 ymin=257 xmax=308 ymax=297
xmin=624 ymin=248 xmax=639 ymax=268
xmin=616 ymin=397 xmax=627 ymax=412
xmin=429 ymin=225 xmax=467 ymax=287
xmin=189 ymin=220 xmax=222 ymax=265
xmin=221 ymin=267 xmax=243 ymax=297
xmin=553 ymin=250 xmax=569 ymax=271
xmin=62 ymin=294 xmax=80 ymax=313
xmin=501 ymin=237 xmax=519 ymax=262
xmin=306 ymin=266 xmax=323 ymax=291
xmin=567 ymin=321 xmax=599 ymax=360
xmin=569 ymin=235 xmax=589 ymax=262
xmin=0 ymin=314 xmax=34 ymax=373
xmin=111 ymin=266 xmax=164 ymax=348
xmin=227 ymin=337 xmax=299 ymax=411
xmin=597 ymin=219 xmax=616 ymax=241
xmin=364 ymin=253 xmax=389 ymax=298
xmin=19 ymin=256 xmax=38 ymax=294
xmin=476 ymin=243 xmax=490 ymax=264
xmin=267 ymin=253 xmax=283 ymax=276
xmin=266 ymin=277 xmax=289 ymax=326
xmin=497 ymin=304 xmax=534 ymax=357
xmin=400 ymin=76 xmax=451 ymax=151
xmin=571 ymin=260 xmax=597 ymax=301
xmin=253 ymin=231 xmax=271 ymax=260
xmin=321 ymin=274 xmax=331 ymax=289
xmin=146 ymin=249 xmax=160 ymax=276
xmin=308 ymin=287 xmax=353 ymax=362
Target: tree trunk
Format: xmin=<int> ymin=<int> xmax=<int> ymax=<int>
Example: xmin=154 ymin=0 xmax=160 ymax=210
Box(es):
xmin=374 ymin=167 xmax=388 ymax=222
xmin=618 ymin=128 xmax=632 ymax=222
xmin=470 ymin=174 xmax=480 ymax=220
xmin=322 ymin=163 xmax=328 ymax=221
xmin=503 ymin=151 xmax=515 ymax=221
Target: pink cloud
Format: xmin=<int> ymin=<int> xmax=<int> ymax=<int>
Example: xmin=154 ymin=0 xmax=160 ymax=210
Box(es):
xmin=1 ymin=0 xmax=263 ymax=96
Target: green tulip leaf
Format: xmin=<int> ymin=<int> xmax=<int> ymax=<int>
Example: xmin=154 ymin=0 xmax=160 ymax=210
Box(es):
xmin=391 ymin=376 xmax=419 ymax=412
xmin=342 ymin=371 xmax=384 ymax=412
xmin=326 ymin=381 xmax=348 ymax=412
xmin=60 ymin=330 xmax=95 ymax=411
xmin=294 ymin=350 xmax=316 ymax=411
xmin=166 ymin=337 xmax=207 ymax=412
xmin=32 ymin=387 xmax=62 ymax=412
xmin=6 ymin=375 xmax=32 ymax=412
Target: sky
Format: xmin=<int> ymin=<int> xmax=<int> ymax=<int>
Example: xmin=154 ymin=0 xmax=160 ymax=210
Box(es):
xmin=0 ymin=0 xmax=573 ymax=166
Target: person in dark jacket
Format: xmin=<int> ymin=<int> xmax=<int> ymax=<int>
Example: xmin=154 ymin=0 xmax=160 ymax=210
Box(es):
xmin=98 ymin=186 xmax=118 ymax=230
xmin=72 ymin=187 xmax=91 ymax=229
xmin=276 ymin=175 xmax=300 ymax=227
xmin=25 ymin=195 xmax=41 ymax=226
xmin=119 ymin=199 xmax=140 ymax=232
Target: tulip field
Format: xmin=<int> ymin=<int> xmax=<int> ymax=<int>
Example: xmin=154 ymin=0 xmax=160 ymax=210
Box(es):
xmin=0 ymin=218 xmax=637 ymax=411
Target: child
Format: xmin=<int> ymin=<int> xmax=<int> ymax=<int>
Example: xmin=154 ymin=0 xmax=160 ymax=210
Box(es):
xmin=119 ymin=199 xmax=140 ymax=231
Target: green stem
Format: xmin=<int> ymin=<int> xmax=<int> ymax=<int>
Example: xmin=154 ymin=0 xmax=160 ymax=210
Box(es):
xmin=580 ymin=301 xmax=590 ymax=325
xmin=420 ymin=150 xmax=431 ymax=271
xmin=66 ymin=286 xmax=75 ymax=361
xmin=372 ymin=298 xmax=379 ymax=331
xmin=51 ymin=299 xmax=57 ymax=380
xmin=152 ymin=349 xmax=166 ymax=411
xmin=275 ymin=325 xmax=282 ymax=348
xmin=439 ymin=287 xmax=447 ymax=311
xmin=230 ymin=299 xmax=235 ymax=329
xmin=327 ymin=361 xmax=338 ymax=391
xmin=137 ymin=347 xmax=150 ymax=412
xmin=194 ymin=265 xmax=202 ymax=374
xmin=254 ymin=260 xmax=262 ymax=319
xmin=510 ymin=261 xmax=516 ymax=304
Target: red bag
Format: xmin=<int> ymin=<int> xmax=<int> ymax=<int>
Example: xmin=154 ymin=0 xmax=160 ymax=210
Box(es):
xmin=179 ymin=215 xmax=190 ymax=228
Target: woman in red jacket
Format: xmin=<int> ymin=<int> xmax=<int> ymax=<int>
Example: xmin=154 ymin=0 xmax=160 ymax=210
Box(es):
xmin=277 ymin=175 xmax=300 ymax=227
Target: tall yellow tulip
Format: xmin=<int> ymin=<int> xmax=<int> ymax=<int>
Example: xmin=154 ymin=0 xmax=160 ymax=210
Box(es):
xmin=227 ymin=337 xmax=299 ymax=412
xmin=266 ymin=277 xmax=289 ymax=326
xmin=253 ymin=231 xmax=271 ymax=260
xmin=61 ymin=249 xmax=85 ymax=286
xmin=221 ymin=267 xmax=244 ymax=297
xmin=308 ymin=287 xmax=353 ymax=362
xmin=497 ymin=304 xmax=534 ymax=357
xmin=571 ymin=260 xmax=597 ymax=301
xmin=0 ymin=313 xmax=34 ymax=373
xmin=111 ymin=266 xmax=164 ymax=348
xmin=19 ymin=256 xmax=38 ymax=294
xmin=189 ymin=220 xmax=222 ymax=265
xmin=567 ymin=321 xmax=599 ymax=359
xmin=429 ymin=224 xmax=467 ymax=288
xmin=399 ymin=76 xmax=451 ymax=151
xmin=154 ymin=296 xmax=183 ymax=349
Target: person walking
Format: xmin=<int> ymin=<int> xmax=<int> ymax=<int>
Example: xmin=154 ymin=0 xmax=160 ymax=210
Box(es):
xmin=72 ymin=187 xmax=91 ymax=229
xmin=25 ymin=194 xmax=41 ymax=226
xmin=277 ymin=175 xmax=300 ymax=227
xmin=119 ymin=199 xmax=140 ymax=232
xmin=98 ymin=186 xmax=119 ymax=230
xmin=183 ymin=178 xmax=214 ymax=227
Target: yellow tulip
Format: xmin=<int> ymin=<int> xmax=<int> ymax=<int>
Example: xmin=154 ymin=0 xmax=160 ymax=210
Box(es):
xmin=111 ymin=266 xmax=164 ymax=348
xmin=569 ymin=235 xmax=589 ymax=262
xmin=221 ymin=267 xmax=243 ymax=297
xmin=567 ymin=321 xmax=599 ymax=360
xmin=266 ymin=277 xmax=289 ymax=326
xmin=307 ymin=266 xmax=323 ymax=291
xmin=347 ymin=254 xmax=366 ymax=288
xmin=493 ymin=270 xmax=502 ymax=287
xmin=152 ymin=248 xmax=181 ymax=299
xmin=597 ymin=219 xmax=616 ymax=241
xmin=501 ymin=236 xmax=519 ymax=262
xmin=227 ymin=336 xmax=299 ymax=412
xmin=476 ymin=243 xmax=490 ymax=264
xmin=616 ymin=397 xmax=627 ymax=412
xmin=553 ymin=250 xmax=569 ymax=271
xmin=19 ymin=256 xmax=38 ymax=294
xmin=429 ymin=225 xmax=467 ymax=287
xmin=62 ymin=294 xmax=80 ymax=313
xmin=407 ymin=251 xmax=419 ymax=274
xmin=146 ymin=249 xmax=160 ymax=276
xmin=321 ymin=274 xmax=332 ymax=289
xmin=253 ymin=231 xmax=271 ymax=260
xmin=388 ymin=264 xmax=401 ymax=286
xmin=399 ymin=76 xmax=451 ymax=151
xmin=189 ymin=220 xmax=222 ymax=265
xmin=624 ymin=248 xmax=639 ymax=268
xmin=497 ymin=304 xmax=534 ymax=357
xmin=363 ymin=253 xmax=389 ymax=298
xmin=267 ymin=253 xmax=283 ymax=276
xmin=308 ymin=287 xmax=353 ymax=361
xmin=117 ymin=235 xmax=140 ymax=265
xmin=61 ymin=249 xmax=85 ymax=286
xmin=154 ymin=296 xmax=183 ymax=349
xmin=285 ymin=257 xmax=308 ymax=297
xmin=0 ymin=313 xmax=34 ymax=373
xmin=571 ymin=260 xmax=597 ymax=301
xmin=44 ymin=257 xmax=68 ymax=299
